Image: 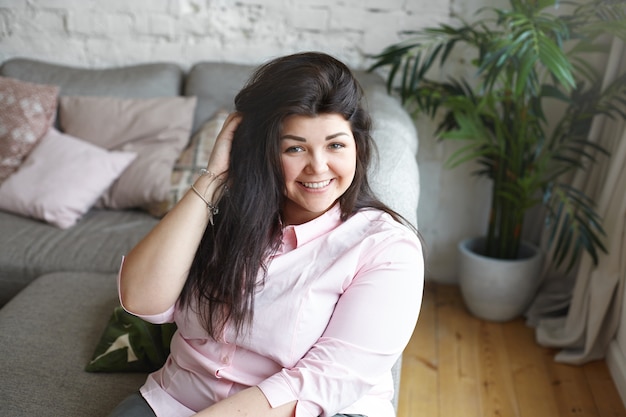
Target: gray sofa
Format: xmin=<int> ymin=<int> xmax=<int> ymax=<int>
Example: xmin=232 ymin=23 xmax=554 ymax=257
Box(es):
xmin=0 ymin=57 xmax=420 ymax=416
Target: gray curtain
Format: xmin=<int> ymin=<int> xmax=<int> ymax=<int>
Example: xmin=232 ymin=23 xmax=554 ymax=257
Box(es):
xmin=525 ymin=37 xmax=626 ymax=364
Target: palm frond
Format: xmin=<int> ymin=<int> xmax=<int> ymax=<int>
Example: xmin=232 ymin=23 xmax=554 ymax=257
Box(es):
xmin=544 ymin=182 xmax=607 ymax=268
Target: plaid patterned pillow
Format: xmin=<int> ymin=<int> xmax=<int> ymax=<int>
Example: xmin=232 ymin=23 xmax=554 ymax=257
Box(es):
xmin=146 ymin=110 xmax=228 ymax=217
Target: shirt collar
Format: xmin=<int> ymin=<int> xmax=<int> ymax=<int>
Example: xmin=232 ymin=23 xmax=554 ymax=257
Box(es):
xmin=279 ymin=205 xmax=342 ymax=253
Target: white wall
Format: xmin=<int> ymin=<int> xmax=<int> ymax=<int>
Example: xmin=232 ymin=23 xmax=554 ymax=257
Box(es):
xmin=0 ymin=0 xmax=502 ymax=283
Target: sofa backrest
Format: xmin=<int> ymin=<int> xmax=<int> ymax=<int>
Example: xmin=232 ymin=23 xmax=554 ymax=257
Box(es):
xmin=184 ymin=62 xmax=253 ymax=133
xmin=0 ymin=58 xmax=185 ymax=128
xmin=0 ymin=58 xmax=183 ymax=98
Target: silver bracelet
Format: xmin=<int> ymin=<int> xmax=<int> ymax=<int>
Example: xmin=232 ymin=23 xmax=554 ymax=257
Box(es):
xmin=191 ymin=169 xmax=220 ymax=220
xmin=190 ymin=183 xmax=219 ymax=216
xmin=199 ymin=168 xmax=215 ymax=179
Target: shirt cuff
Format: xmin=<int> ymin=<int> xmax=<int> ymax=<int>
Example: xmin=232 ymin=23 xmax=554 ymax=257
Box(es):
xmin=257 ymin=372 xmax=320 ymax=417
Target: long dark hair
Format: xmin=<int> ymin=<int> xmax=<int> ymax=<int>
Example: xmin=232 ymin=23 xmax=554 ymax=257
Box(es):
xmin=180 ymin=52 xmax=415 ymax=339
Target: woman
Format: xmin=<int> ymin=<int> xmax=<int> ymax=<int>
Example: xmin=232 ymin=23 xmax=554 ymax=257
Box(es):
xmin=112 ymin=52 xmax=424 ymax=417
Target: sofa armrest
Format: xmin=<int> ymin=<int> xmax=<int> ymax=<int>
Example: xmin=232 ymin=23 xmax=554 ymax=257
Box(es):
xmin=357 ymin=73 xmax=420 ymax=227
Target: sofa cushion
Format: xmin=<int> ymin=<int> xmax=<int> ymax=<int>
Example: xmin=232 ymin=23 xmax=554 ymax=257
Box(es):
xmin=0 ymin=127 xmax=136 ymax=229
xmin=0 ymin=271 xmax=147 ymax=417
xmin=59 ymin=95 xmax=197 ymax=210
xmin=0 ymin=209 xmax=158 ymax=306
xmin=0 ymin=76 xmax=58 ymax=182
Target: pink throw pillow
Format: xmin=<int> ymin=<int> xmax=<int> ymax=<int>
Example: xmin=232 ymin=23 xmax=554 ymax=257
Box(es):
xmin=0 ymin=127 xmax=136 ymax=229
xmin=0 ymin=76 xmax=59 ymax=182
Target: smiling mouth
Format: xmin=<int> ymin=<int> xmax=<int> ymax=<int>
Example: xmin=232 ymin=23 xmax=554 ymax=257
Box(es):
xmin=300 ymin=179 xmax=332 ymax=189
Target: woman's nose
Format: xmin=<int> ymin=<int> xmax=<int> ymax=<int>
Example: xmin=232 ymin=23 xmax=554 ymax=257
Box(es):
xmin=306 ymin=151 xmax=328 ymax=173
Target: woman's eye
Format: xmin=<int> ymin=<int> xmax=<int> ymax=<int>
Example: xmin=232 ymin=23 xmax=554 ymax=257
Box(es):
xmin=285 ymin=146 xmax=305 ymax=153
xmin=329 ymin=143 xmax=345 ymax=150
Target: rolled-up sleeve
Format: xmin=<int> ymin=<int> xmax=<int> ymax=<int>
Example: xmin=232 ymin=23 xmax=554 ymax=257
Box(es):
xmin=258 ymin=234 xmax=424 ymax=416
xmin=117 ymin=256 xmax=176 ymax=324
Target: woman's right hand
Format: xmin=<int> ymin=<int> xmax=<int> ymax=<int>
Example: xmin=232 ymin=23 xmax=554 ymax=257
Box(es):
xmin=206 ymin=112 xmax=243 ymax=177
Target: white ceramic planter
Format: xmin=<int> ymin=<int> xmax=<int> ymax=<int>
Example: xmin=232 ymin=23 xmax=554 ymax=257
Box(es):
xmin=458 ymin=237 xmax=544 ymax=322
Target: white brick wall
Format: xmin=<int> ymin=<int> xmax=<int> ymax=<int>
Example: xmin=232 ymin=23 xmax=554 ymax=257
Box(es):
xmin=0 ymin=0 xmax=452 ymax=69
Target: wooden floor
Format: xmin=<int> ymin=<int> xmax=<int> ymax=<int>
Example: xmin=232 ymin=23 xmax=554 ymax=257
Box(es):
xmin=397 ymin=283 xmax=626 ymax=417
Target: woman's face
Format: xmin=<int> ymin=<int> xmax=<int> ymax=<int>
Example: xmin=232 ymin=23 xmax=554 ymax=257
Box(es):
xmin=279 ymin=113 xmax=357 ymax=225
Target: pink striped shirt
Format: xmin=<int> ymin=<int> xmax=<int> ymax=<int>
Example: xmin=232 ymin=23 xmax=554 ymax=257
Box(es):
xmin=120 ymin=205 xmax=424 ymax=417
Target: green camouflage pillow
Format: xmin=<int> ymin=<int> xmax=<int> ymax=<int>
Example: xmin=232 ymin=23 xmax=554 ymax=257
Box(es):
xmin=86 ymin=306 xmax=177 ymax=373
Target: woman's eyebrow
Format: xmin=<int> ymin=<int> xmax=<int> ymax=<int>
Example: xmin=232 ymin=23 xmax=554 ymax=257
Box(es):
xmin=280 ymin=132 xmax=350 ymax=141
xmin=281 ymin=134 xmax=306 ymax=142
xmin=326 ymin=132 xmax=350 ymax=140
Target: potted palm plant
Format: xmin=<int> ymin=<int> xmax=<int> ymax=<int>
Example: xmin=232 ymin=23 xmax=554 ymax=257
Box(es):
xmin=370 ymin=0 xmax=626 ymax=320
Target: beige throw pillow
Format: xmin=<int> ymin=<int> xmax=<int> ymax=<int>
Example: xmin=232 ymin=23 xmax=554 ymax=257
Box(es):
xmin=0 ymin=76 xmax=59 ymax=182
xmin=59 ymin=96 xmax=197 ymax=210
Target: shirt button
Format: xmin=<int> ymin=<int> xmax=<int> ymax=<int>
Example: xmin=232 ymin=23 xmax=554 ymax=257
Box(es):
xmin=221 ymin=355 xmax=230 ymax=365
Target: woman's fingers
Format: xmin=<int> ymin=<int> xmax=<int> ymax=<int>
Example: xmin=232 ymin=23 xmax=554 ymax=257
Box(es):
xmin=207 ymin=112 xmax=243 ymax=175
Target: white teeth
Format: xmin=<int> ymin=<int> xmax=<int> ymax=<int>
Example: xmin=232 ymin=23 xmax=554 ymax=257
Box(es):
xmin=301 ymin=180 xmax=331 ymax=189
